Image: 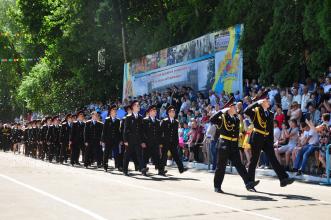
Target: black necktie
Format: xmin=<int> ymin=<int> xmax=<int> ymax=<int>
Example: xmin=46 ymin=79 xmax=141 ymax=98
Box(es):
xmin=265 ymin=111 xmax=269 ymax=117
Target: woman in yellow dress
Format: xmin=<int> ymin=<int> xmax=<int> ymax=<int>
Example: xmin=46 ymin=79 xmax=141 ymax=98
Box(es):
xmin=242 ymin=116 xmax=253 ymax=168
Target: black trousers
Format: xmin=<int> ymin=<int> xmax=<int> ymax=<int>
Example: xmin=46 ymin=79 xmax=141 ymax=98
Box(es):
xmin=123 ymin=142 xmax=144 ymax=173
xmin=103 ymin=142 xmax=119 ymax=169
xmin=159 ymin=142 xmax=184 ymax=173
xmin=71 ymin=142 xmax=83 ymax=164
xmin=85 ymin=142 xmax=102 ymax=166
xmin=59 ymin=142 xmax=69 ymax=163
xmin=145 ymin=141 xmax=161 ymax=169
xmin=214 ymin=140 xmax=249 ymax=189
xmin=248 ymin=132 xmax=288 ymax=182
xmin=47 ymin=143 xmax=55 ymax=162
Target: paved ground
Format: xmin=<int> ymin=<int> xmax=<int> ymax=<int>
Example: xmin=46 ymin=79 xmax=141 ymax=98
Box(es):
xmin=0 ymin=151 xmax=330 ymax=220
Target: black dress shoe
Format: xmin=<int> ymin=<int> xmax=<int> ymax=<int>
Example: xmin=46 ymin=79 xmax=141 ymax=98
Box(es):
xmin=214 ymin=188 xmax=224 ymax=193
xmin=179 ymin=167 xmax=188 ymax=173
xmin=280 ymin=178 xmax=295 ymax=187
xmin=124 ymin=172 xmax=130 ymax=176
xmin=246 ymin=180 xmax=260 ymax=191
xmin=158 ymin=171 xmax=167 ymax=176
xmin=296 ymin=170 xmax=302 ymax=176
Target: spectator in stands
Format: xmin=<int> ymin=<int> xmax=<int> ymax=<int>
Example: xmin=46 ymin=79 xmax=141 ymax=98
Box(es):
xmin=187 ymin=119 xmax=203 ymax=162
xmin=281 ymin=89 xmax=291 ymax=118
xmin=301 ymin=86 xmax=311 ymax=116
xmin=292 ymin=87 xmax=302 ymax=107
xmin=323 ymin=76 xmax=331 ymax=94
xmin=307 ymin=103 xmax=321 ymax=126
xmin=275 ymin=119 xmax=299 ymax=170
xmin=293 ymin=119 xmax=320 ymax=175
xmin=287 ymin=101 xmax=302 ymax=124
xmin=274 ymin=106 xmax=285 ymax=129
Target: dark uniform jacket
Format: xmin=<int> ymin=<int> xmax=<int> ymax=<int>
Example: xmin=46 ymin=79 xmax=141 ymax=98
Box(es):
xmin=244 ymin=102 xmax=273 ymax=141
xmin=142 ymin=116 xmax=161 ymax=145
xmin=60 ymin=122 xmax=72 ymax=144
xmin=160 ymin=117 xmax=179 ymax=145
xmin=210 ymin=110 xmax=240 ymax=141
xmin=101 ymin=117 xmax=121 ymax=144
xmin=70 ymin=121 xmax=85 ymax=144
xmin=123 ymin=114 xmax=145 ymax=144
xmin=84 ymin=120 xmax=103 ymax=144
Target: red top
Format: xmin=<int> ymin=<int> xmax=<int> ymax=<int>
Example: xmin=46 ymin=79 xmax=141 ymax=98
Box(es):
xmin=275 ymin=113 xmax=285 ymax=128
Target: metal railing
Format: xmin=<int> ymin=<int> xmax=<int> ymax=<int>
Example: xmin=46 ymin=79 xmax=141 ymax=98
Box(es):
xmin=320 ymin=144 xmax=331 ymax=185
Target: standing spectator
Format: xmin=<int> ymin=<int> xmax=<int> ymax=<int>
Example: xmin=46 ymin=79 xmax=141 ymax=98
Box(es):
xmin=301 ymin=86 xmax=311 ymax=116
xmin=187 ymin=119 xmax=203 ymax=162
xmin=209 ymin=90 xmax=217 ymax=107
xmin=292 ymin=88 xmax=302 ymax=107
xmin=281 ymin=90 xmax=291 ymax=117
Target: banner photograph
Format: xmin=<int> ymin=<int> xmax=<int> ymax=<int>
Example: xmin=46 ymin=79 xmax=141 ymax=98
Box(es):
xmin=123 ymin=24 xmax=243 ymax=99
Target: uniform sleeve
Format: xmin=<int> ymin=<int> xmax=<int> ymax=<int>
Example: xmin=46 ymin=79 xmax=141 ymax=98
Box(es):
xmin=123 ymin=117 xmax=130 ymax=143
xmin=243 ymin=102 xmax=259 ymax=119
xmin=209 ymin=110 xmax=223 ymax=125
xmin=101 ymin=120 xmax=107 ymax=143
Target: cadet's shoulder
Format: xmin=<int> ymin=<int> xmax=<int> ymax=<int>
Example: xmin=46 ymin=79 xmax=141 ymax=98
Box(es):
xmin=143 ymin=116 xmax=149 ymax=120
xmin=97 ymin=121 xmax=104 ymax=125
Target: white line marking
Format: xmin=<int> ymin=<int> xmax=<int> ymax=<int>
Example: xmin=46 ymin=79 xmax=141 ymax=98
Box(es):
xmin=105 ymin=178 xmax=280 ymax=220
xmin=0 ymin=174 xmax=109 ymax=220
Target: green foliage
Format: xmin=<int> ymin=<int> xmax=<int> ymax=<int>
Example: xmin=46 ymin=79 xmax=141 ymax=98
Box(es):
xmin=0 ymin=0 xmax=330 ymax=119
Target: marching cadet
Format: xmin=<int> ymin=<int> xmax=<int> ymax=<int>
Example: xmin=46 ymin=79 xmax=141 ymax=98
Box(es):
xmin=11 ymin=123 xmax=21 ymax=154
xmin=2 ymin=123 xmax=12 ymax=152
xmin=142 ymin=105 xmax=162 ymax=173
xmin=40 ymin=117 xmax=51 ymax=160
xmin=210 ymin=97 xmax=260 ymax=193
xmin=46 ymin=116 xmax=59 ymax=163
xmin=0 ymin=121 xmax=3 ymax=151
xmin=244 ymin=90 xmax=294 ymax=189
xmin=101 ymin=105 xmax=121 ymax=172
xmin=69 ymin=111 xmax=85 ymax=166
xmin=26 ymin=122 xmax=34 ymax=156
xmin=120 ymin=105 xmax=138 ymax=171
xmin=123 ymin=100 xmax=147 ymax=176
xmin=84 ymin=111 xmax=103 ymax=168
xmin=158 ymin=106 xmax=187 ymax=176
xmin=31 ymin=120 xmax=39 ymax=158
xmin=35 ymin=120 xmax=43 ymax=159
xmin=59 ymin=114 xmax=73 ymax=164
xmin=53 ymin=116 xmax=61 ymax=162
xmin=23 ymin=122 xmax=29 ymax=156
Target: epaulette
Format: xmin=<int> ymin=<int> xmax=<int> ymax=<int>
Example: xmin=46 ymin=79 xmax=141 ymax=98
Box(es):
xmin=106 ymin=117 xmax=110 ymax=120
xmin=144 ymin=117 xmax=149 ymax=120
xmin=163 ymin=118 xmax=168 ymax=121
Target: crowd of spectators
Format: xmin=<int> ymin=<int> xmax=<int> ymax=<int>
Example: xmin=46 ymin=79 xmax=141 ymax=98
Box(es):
xmin=4 ymin=66 xmax=331 ymax=177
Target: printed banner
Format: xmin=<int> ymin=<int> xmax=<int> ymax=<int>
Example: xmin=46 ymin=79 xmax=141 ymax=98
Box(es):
xmin=123 ymin=24 xmax=243 ymax=100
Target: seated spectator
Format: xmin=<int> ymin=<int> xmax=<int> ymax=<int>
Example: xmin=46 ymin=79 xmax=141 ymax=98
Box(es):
xmin=287 ymin=101 xmax=302 ymax=124
xmin=293 ymin=119 xmax=320 ymax=175
xmin=274 ymin=119 xmax=299 ymax=170
xmin=274 ymin=106 xmax=285 ymax=129
xmin=318 ymin=133 xmax=331 ymax=177
xmin=306 ymin=103 xmax=321 ymax=126
xmin=280 ymin=89 xmax=291 ymax=117
xmin=291 ymin=122 xmax=310 ymax=167
xmin=274 ymin=122 xmax=290 ymax=148
xmin=274 ymin=120 xmax=281 ymax=143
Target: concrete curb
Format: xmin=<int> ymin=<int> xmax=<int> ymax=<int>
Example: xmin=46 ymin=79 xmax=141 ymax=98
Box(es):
xmin=181 ymin=161 xmax=330 ymax=185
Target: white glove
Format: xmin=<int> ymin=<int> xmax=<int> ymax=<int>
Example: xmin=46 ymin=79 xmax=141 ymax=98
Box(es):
xmin=257 ymin=99 xmax=264 ymax=105
xmin=221 ymin=107 xmax=230 ymax=113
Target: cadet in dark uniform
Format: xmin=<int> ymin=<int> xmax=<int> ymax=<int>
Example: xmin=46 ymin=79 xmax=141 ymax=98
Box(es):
xmin=2 ymin=123 xmax=12 ymax=152
xmin=244 ymin=90 xmax=294 ymax=188
xmin=46 ymin=116 xmax=60 ymax=162
xmin=123 ymin=100 xmax=147 ymax=176
xmin=210 ymin=97 xmax=260 ymax=193
xmin=35 ymin=120 xmax=43 ymax=159
xmin=159 ymin=106 xmax=187 ymax=176
xmin=101 ymin=105 xmax=121 ymax=172
xmin=142 ymin=105 xmax=162 ymax=173
xmin=120 ymin=105 xmax=138 ymax=171
xmin=40 ymin=117 xmax=50 ymax=160
xmin=59 ymin=114 xmax=73 ymax=164
xmin=31 ymin=120 xmax=39 ymax=158
xmin=84 ymin=111 xmax=103 ymax=168
xmin=69 ymin=111 xmax=85 ymax=166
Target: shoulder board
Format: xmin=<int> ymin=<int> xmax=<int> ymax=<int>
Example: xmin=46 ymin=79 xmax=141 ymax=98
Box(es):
xmin=143 ymin=117 xmax=149 ymax=120
xmin=163 ymin=118 xmax=168 ymax=121
xmin=175 ymin=119 xmax=179 ymax=123
xmin=86 ymin=120 xmax=92 ymax=123
xmin=106 ymin=117 xmax=110 ymax=120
